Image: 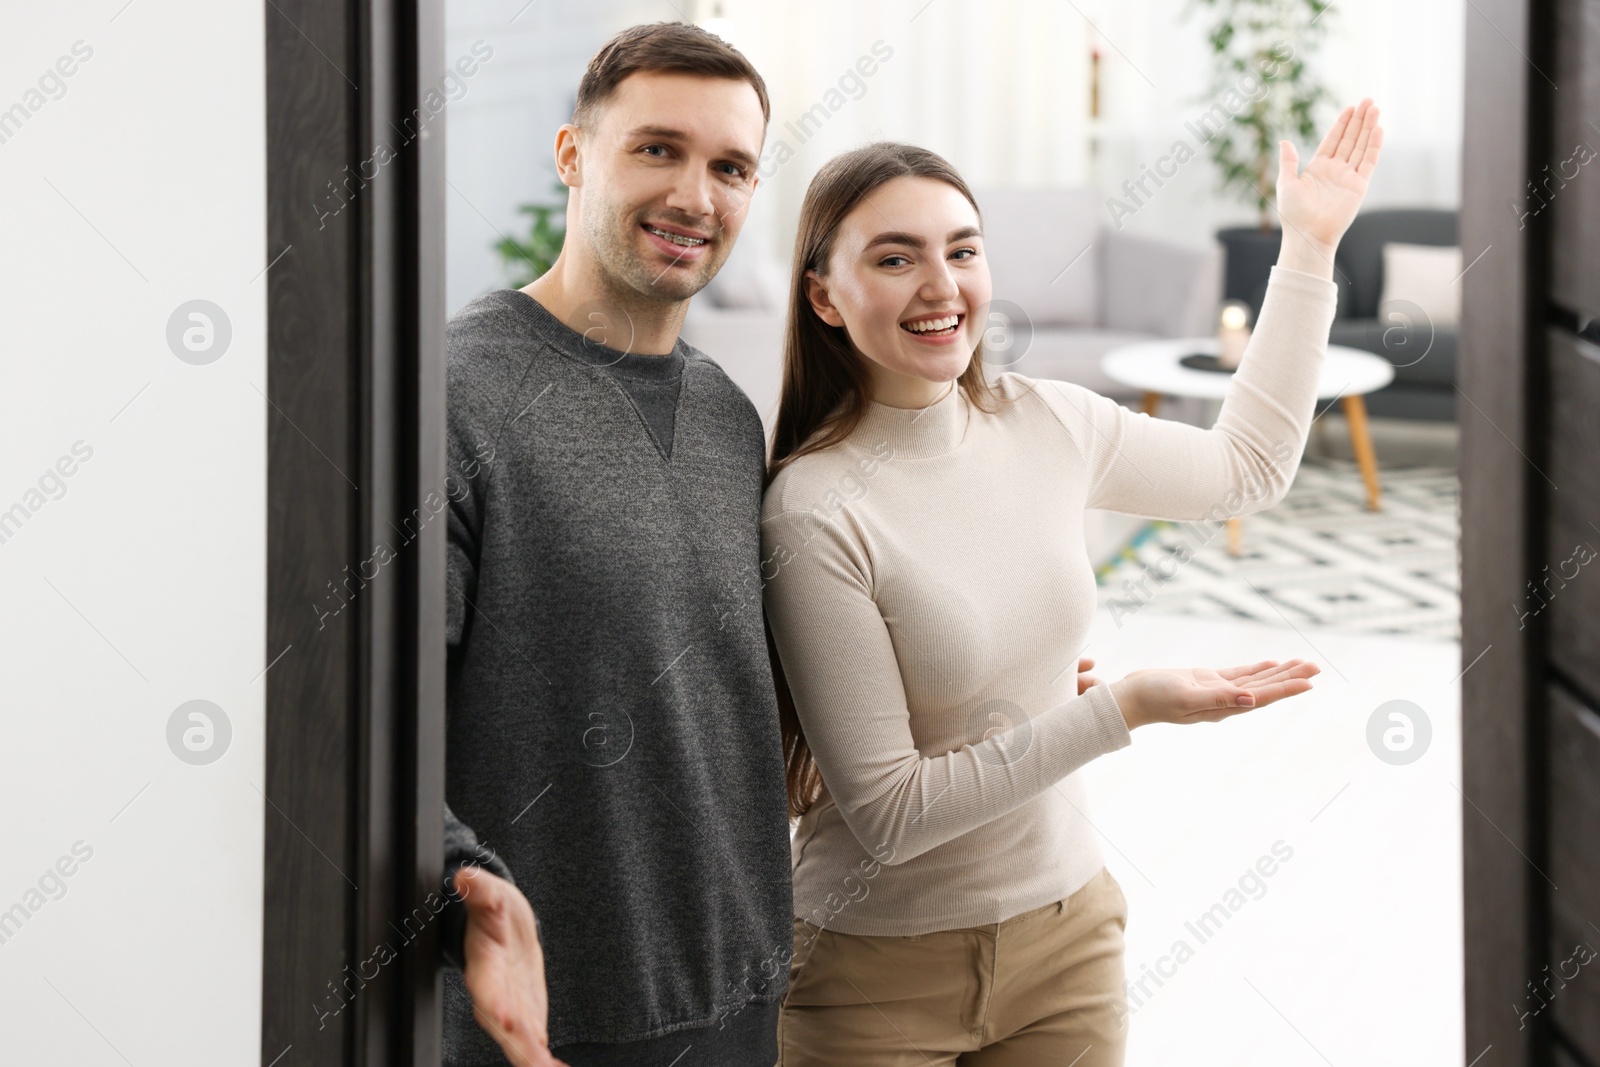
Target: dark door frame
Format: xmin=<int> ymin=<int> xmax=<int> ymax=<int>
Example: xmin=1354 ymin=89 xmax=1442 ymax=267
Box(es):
xmin=261 ymin=0 xmax=447 ymax=1063
xmin=1460 ymin=0 xmax=1554 ymax=1062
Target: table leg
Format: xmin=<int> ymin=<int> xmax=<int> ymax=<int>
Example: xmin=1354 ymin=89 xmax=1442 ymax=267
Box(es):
xmin=1341 ymin=394 xmax=1383 ymax=511
xmin=1227 ymin=517 xmax=1243 ymax=557
xmin=1141 ymin=391 xmax=1162 ymax=417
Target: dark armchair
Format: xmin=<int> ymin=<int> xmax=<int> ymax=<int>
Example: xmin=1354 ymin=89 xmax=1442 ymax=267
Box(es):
xmin=1325 ymin=208 xmax=1460 ymax=421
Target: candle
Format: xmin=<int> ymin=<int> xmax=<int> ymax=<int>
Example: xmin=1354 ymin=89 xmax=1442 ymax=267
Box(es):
xmin=1217 ymin=301 xmax=1251 ymax=369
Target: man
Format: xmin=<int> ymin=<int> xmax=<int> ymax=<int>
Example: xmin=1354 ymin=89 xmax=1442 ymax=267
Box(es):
xmin=441 ymin=22 xmax=791 ymax=1067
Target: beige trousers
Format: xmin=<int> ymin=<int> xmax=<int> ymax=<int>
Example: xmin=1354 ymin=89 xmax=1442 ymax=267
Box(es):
xmin=778 ymin=866 xmax=1129 ymax=1066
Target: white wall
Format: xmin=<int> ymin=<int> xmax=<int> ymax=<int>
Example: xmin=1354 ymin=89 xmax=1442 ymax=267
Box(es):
xmin=0 ymin=3 xmax=266 ymax=1063
xmin=444 ymin=0 xmax=1464 ymax=306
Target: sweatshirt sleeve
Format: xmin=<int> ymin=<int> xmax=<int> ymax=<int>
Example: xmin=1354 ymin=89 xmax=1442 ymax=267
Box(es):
xmin=439 ymin=802 xmax=521 ymax=971
xmin=445 ymin=355 xmax=498 ymax=660
xmin=1028 ymin=264 xmax=1340 ymax=520
xmin=761 ymin=503 xmax=1132 ymax=867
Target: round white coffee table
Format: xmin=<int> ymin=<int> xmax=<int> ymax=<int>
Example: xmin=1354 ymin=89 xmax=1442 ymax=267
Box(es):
xmin=1101 ymin=339 xmax=1395 ymax=556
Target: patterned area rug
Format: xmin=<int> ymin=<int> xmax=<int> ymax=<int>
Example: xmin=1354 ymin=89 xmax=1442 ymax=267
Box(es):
xmin=1093 ymin=457 xmax=1460 ymax=641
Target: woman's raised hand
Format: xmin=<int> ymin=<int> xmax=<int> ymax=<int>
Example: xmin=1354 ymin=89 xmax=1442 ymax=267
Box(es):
xmin=1108 ymin=658 xmax=1321 ymax=730
xmin=1276 ymin=98 xmax=1385 ymax=252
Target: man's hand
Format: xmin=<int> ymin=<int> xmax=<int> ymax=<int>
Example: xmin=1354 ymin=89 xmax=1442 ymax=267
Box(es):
xmin=453 ymin=865 xmax=569 ymax=1067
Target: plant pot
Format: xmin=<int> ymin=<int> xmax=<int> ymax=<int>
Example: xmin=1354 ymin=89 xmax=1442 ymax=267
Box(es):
xmin=1216 ymin=226 xmax=1282 ymax=324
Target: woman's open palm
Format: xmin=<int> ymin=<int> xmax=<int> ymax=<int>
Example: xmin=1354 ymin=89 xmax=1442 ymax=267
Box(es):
xmin=1277 ymin=98 xmax=1385 ymax=250
xmin=1110 ymin=658 xmax=1321 ymax=729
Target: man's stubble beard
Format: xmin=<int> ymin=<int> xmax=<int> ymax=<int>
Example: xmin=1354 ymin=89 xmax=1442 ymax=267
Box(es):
xmin=583 ymin=197 xmax=731 ymax=311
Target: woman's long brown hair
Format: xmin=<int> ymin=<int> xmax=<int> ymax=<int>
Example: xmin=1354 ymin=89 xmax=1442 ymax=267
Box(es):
xmin=765 ymin=142 xmax=1004 ymax=820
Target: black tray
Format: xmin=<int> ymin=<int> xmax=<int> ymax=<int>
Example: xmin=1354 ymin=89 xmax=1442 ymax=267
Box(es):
xmin=1178 ymin=353 xmax=1239 ymax=374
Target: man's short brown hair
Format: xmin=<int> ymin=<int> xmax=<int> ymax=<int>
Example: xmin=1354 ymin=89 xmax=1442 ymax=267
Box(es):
xmin=573 ymin=22 xmax=770 ymax=130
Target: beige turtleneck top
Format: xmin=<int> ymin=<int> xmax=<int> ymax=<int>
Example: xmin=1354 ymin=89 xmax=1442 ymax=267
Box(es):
xmin=760 ymin=264 xmax=1339 ymax=935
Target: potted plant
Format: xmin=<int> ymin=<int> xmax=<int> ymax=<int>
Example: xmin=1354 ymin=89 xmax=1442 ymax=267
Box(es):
xmin=1186 ymin=0 xmax=1334 ymax=319
xmin=495 ymin=179 xmax=569 ymax=288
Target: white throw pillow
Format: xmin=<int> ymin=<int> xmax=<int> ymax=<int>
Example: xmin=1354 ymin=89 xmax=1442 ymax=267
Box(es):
xmin=1379 ymin=243 xmax=1461 ymax=328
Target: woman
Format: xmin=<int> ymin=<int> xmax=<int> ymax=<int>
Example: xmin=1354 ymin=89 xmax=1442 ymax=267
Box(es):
xmin=760 ymin=100 xmax=1384 ymax=1065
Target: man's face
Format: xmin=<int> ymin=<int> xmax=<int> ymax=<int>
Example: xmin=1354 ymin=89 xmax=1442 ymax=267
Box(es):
xmin=571 ymin=70 xmax=765 ymax=305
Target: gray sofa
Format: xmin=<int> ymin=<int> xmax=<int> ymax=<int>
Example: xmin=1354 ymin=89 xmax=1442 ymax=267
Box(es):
xmin=972 ymin=188 xmax=1222 ymax=399
xmin=1324 ymin=208 xmax=1459 ymax=422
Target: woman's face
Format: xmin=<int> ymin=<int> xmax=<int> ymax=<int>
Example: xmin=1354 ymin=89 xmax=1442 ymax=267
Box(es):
xmin=805 ymin=176 xmax=991 ymax=404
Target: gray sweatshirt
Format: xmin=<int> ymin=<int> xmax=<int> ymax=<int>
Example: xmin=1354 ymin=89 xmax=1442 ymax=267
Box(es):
xmin=439 ymin=289 xmax=792 ymax=1060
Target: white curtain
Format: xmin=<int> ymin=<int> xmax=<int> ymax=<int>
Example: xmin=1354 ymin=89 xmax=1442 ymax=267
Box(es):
xmin=443 ymin=0 xmax=1465 ymax=305
xmin=710 ymin=0 xmax=1462 ymax=258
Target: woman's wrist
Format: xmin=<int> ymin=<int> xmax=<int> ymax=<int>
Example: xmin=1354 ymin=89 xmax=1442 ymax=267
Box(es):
xmin=1275 ymin=228 xmax=1338 ymax=280
xmin=1109 ymin=679 xmax=1141 ymax=731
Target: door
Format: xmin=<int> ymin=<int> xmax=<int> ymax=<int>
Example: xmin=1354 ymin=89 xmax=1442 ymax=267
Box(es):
xmin=1461 ymin=0 xmax=1600 ymax=1063
xmin=261 ymin=1 xmax=450 ymax=1064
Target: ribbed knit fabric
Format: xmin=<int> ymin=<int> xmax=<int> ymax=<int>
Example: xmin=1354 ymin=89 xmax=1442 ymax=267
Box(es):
xmin=761 ymin=265 xmax=1339 ymax=936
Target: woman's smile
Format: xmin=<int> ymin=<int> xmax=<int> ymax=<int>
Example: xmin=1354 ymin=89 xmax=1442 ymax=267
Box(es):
xmin=899 ymin=311 xmax=966 ymax=343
